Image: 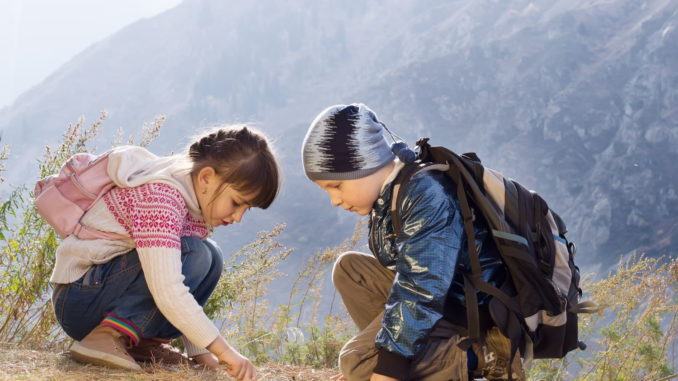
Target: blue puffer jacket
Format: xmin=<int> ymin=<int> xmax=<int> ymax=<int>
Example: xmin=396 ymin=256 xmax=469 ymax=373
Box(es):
xmin=369 ymin=169 xmax=506 ymax=360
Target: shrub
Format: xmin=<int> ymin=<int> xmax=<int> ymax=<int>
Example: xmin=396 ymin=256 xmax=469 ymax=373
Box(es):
xmin=528 ymin=255 xmax=677 ymax=380
xmin=0 ymin=112 xmax=163 ymax=346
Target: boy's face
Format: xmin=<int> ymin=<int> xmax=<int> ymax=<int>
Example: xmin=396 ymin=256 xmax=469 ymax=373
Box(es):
xmin=313 ymin=162 xmax=395 ymax=216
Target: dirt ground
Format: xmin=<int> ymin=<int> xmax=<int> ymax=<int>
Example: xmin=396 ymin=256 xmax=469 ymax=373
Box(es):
xmin=0 ymin=348 xmax=338 ymax=381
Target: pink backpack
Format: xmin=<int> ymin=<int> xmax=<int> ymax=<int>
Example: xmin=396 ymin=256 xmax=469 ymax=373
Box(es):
xmin=33 ymin=151 xmax=127 ymax=240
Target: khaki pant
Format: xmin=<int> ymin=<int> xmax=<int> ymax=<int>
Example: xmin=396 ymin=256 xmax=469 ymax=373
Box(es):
xmin=333 ymin=252 xmax=469 ymax=381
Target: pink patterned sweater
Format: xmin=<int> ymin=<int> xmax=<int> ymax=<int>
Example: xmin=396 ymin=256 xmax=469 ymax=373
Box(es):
xmin=103 ymin=183 xmax=210 ymax=250
xmin=50 ymin=146 xmax=219 ymax=356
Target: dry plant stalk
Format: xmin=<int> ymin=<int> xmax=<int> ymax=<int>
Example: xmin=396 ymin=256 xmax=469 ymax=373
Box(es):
xmin=114 ymin=115 xmax=165 ymax=147
xmin=0 ymin=144 xmax=9 ymax=184
xmin=208 ymin=220 xmax=364 ymax=369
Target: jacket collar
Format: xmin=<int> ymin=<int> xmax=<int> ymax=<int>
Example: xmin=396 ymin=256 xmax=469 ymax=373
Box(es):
xmin=371 ymin=159 xmax=405 ymax=216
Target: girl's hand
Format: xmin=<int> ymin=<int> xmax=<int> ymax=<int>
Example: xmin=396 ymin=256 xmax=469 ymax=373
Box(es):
xmin=192 ymin=352 xmax=220 ymax=369
xmin=207 ymin=336 xmax=257 ymax=380
xmin=217 ymin=347 xmax=257 ymax=381
xmin=330 ymin=373 xmax=347 ymax=380
xmin=370 ymin=374 xmax=399 ymax=381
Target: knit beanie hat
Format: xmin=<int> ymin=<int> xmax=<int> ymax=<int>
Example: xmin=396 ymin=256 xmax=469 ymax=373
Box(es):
xmin=301 ymin=103 xmax=395 ymax=181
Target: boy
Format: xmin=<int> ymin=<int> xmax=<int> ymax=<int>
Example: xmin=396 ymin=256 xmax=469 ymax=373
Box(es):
xmin=301 ymin=104 xmax=522 ymax=381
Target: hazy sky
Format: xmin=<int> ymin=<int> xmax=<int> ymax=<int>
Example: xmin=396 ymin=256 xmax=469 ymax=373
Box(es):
xmin=0 ymin=0 xmax=183 ymax=109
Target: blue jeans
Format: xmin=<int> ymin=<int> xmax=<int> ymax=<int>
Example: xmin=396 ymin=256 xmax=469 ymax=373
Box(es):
xmin=52 ymin=237 xmax=223 ymax=342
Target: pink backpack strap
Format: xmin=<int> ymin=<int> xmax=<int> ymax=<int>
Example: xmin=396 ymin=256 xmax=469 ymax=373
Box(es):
xmin=73 ymin=224 xmax=128 ymax=240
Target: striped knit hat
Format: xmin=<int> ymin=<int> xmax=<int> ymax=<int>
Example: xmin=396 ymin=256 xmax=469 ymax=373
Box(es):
xmin=302 ymin=103 xmax=395 ymax=181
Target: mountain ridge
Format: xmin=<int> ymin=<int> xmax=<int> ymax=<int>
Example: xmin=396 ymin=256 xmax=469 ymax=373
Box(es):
xmin=1 ymin=0 xmax=676 ymax=267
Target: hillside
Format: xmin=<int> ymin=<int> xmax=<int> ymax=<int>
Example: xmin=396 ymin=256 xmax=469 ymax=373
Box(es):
xmin=0 ymin=0 xmax=676 ymax=268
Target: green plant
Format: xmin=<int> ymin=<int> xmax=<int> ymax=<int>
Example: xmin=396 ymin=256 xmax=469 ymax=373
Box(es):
xmin=0 ymin=112 xmax=164 ymax=346
xmin=204 ymin=219 xmax=364 ymax=369
xmin=202 ymin=223 xmax=295 ymax=363
xmin=528 ymin=255 xmax=677 ymax=381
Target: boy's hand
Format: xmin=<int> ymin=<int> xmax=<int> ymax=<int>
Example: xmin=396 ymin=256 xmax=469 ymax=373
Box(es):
xmin=370 ymin=374 xmax=400 ymax=381
xmin=192 ymin=352 xmax=220 ymax=369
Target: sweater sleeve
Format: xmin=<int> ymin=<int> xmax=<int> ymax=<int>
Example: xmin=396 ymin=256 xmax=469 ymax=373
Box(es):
xmin=137 ymin=247 xmax=220 ymax=349
xmin=182 ymin=336 xmax=211 ymax=357
xmin=104 ymin=183 xmax=220 ymax=349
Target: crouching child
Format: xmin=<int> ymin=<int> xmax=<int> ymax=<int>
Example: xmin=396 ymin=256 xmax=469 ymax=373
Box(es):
xmin=300 ymin=104 xmax=523 ymax=381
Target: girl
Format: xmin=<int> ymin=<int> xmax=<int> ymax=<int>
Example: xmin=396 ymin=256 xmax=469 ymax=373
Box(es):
xmin=50 ymin=125 xmax=280 ymax=380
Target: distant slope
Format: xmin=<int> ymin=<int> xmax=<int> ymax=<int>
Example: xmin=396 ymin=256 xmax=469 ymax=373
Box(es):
xmin=1 ymin=0 xmax=675 ymax=266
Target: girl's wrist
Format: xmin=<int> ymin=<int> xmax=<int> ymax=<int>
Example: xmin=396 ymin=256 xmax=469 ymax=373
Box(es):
xmin=207 ymin=335 xmax=229 ymax=358
xmin=207 ymin=336 xmax=240 ymax=365
xmin=193 ymin=352 xmax=220 ymax=369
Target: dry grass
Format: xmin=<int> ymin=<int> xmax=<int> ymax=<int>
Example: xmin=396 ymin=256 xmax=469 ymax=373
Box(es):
xmin=0 ymin=347 xmax=337 ymax=381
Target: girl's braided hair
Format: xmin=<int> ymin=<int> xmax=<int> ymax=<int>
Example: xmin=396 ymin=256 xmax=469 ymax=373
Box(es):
xmin=188 ymin=125 xmax=280 ymax=209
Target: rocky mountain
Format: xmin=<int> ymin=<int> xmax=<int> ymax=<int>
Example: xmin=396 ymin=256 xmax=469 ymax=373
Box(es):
xmin=1 ymin=0 xmax=676 ymax=268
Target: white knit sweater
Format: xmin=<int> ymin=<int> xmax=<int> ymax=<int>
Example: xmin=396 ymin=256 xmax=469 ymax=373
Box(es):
xmin=50 ymin=146 xmax=220 ymax=356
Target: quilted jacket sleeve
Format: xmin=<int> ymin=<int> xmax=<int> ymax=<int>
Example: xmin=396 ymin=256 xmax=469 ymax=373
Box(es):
xmin=375 ymin=173 xmax=464 ymax=359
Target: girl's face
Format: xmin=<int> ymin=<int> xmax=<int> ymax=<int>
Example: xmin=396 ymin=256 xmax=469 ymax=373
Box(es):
xmin=194 ymin=167 xmax=257 ymax=226
xmin=314 ymin=162 xmax=395 ymax=216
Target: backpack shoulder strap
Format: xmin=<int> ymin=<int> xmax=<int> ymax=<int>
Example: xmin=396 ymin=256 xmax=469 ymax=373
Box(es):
xmin=413 ymin=140 xmax=527 ymax=347
xmin=389 ymin=162 xmax=450 ymax=235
